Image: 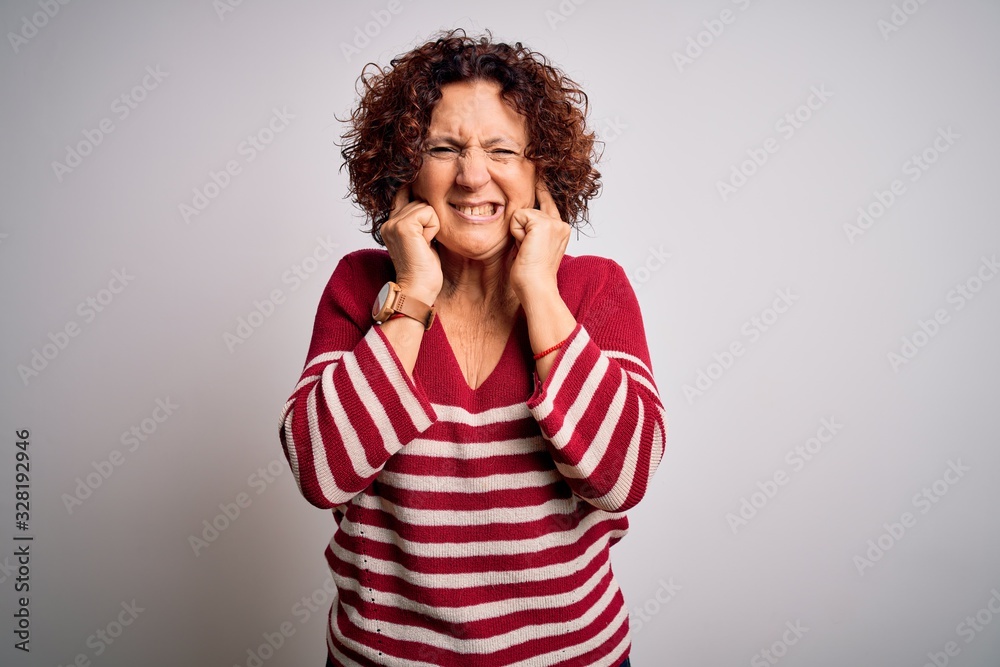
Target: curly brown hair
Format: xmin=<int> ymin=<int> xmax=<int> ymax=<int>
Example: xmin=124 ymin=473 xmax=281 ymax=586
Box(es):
xmin=338 ymin=28 xmax=602 ymax=246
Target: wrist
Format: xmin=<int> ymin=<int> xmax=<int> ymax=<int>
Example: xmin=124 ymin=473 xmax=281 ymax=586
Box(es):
xmin=519 ymin=285 xmax=562 ymax=317
xmin=523 ymin=289 xmax=577 ymax=359
xmin=381 ymin=312 xmax=427 ymax=333
xmin=395 ymin=280 xmax=439 ymax=306
xmin=373 ymin=280 xmax=437 ymax=330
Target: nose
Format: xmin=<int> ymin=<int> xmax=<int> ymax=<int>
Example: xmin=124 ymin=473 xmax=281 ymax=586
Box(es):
xmin=454 ymin=148 xmax=491 ymax=190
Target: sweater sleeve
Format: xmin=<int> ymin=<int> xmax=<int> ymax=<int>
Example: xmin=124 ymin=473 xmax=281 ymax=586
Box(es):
xmin=526 ymin=259 xmax=667 ymax=512
xmin=277 ymin=253 xmax=438 ymax=509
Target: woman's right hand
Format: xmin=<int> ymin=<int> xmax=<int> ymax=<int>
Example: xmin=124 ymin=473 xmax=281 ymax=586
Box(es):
xmin=380 ymin=184 xmax=443 ymax=304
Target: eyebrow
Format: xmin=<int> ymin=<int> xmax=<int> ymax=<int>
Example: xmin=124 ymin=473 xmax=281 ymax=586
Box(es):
xmin=425 ymin=135 xmax=522 ymax=148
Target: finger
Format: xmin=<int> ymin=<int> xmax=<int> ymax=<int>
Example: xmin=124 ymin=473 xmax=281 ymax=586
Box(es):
xmin=508 ymin=209 xmax=527 ymax=242
xmin=391 ymin=183 xmax=411 ymax=217
xmin=418 ymin=206 xmax=440 ymax=245
xmin=535 ymin=180 xmax=560 ymax=219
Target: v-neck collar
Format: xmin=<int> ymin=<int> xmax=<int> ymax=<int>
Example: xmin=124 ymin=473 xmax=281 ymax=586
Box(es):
xmin=438 ymin=306 xmax=523 ymax=393
xmin=418 ymin=306 xmax=530 ymax=403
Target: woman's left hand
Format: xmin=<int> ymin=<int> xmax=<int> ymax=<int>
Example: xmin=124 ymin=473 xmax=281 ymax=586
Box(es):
xmin=508 ymin=181 xmax=571 ymax=300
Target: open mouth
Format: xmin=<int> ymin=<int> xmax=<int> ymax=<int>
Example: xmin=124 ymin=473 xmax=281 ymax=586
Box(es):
xmin=450 ymin=202 xmax=503 ymax=220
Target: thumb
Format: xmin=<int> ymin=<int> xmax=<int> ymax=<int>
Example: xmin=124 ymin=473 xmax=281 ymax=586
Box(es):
xmin=391 ymin=184 xmax=412 ymax=217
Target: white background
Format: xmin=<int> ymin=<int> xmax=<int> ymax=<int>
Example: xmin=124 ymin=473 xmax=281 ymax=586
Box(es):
xmin=2 ymin=0 xmax=999 ymax=665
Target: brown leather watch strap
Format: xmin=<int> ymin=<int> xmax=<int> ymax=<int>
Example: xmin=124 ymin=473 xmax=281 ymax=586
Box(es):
xmin=393 ymin=291 xmax=436 ymax=330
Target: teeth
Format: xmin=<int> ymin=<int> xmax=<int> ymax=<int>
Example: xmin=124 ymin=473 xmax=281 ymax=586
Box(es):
xmin=456 ymin=203 xmax=497 ymax=216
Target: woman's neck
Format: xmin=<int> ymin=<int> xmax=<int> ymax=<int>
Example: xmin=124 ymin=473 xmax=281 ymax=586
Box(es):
xmin=436 ymin=240 xmax=519 ymax=314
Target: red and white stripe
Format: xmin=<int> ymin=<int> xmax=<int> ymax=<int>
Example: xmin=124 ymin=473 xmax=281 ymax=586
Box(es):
xmin=278 ymin=254 xmax=666 ymax=666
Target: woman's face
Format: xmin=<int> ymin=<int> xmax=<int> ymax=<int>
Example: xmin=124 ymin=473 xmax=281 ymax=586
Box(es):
xmin=411 ymin=79 xmax=537 ymax=261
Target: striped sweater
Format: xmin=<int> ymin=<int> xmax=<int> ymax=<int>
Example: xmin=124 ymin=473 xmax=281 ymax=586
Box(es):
xmin=278 ymin=248 xmax=667 ymax=667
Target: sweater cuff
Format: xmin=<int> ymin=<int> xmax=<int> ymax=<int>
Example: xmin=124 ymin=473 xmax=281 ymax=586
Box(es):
xmin=369 ymin=323 xmax=437 ymax=427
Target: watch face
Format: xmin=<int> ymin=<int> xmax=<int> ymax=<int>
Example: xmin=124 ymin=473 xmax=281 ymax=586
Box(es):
xmin=373 ymin=283 xmax=391 ymax=319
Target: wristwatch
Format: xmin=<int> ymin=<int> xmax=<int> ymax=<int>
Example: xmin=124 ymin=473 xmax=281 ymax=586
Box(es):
xmin=371 ymin=281 xmax=436 ymax=330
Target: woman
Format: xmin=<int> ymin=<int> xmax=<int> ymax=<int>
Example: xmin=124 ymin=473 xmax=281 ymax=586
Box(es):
xmin=278 ymin=29 xmax=665 ymax=667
